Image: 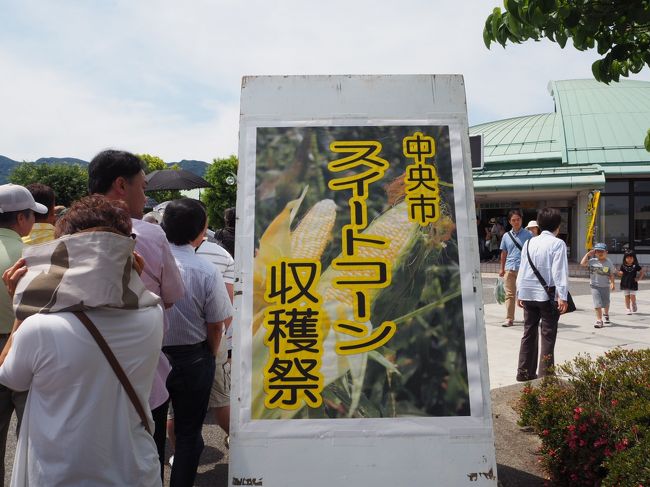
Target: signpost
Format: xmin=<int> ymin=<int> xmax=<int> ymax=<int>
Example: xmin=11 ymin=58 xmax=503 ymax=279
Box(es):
xmin=230 ymin=75 xmax=497 ymax=486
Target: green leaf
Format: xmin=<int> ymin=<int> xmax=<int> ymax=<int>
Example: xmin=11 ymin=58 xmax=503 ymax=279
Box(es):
xmin=483 ymin=16 xmax=493 ymax=48
xmin=558 ymin=4 xmax=571 ymax=19
xmin=368 ymin=351 xmax=401 ymax=375
xmin=564 ymin=9 xmax=580 ymax=28
xmin=591 ymin=60 xmax=602 ymax=81
xmin=573 ymin=28 xmax=586 ymax=50
xmin=505 ymin=0 xmax=523 ymax=23
xmin=497 ymin=24 xmax=509 ymax=46
xmin=491 ymin=7 xmax=502 ymax=42
xmin=531 ymin=6 xmax=546 ymax=27
xmin=506 ymin=12 xmax=523 ymax=38
xmin=596 ymin=37 xmax=611 ymax=55
xmin=556 ymin=28 xmax=568 ymax=48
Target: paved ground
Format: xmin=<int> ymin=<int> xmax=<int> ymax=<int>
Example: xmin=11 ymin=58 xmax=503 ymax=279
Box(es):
xmin=3 ymin=276 xmax=648 ymax=486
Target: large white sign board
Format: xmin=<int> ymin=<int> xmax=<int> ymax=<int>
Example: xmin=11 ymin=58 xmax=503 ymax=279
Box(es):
xmin=231 ymin=75 xmax=497 ymax=487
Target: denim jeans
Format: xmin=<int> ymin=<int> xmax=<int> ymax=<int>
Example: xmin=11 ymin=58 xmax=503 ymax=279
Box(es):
xmin=164 ymin=341 xmax=215 ymax=487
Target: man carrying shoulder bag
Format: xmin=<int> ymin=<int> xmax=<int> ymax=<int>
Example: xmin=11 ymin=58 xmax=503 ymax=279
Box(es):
xmin=515 ymin=207 xmax=569 ymax=382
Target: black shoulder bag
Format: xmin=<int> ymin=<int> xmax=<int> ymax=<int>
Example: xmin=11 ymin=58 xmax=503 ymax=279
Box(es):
xmin=525 ymin=243 xmax=576 ymax=314
xmin=506 ymin=231 xmax=522 ymax=251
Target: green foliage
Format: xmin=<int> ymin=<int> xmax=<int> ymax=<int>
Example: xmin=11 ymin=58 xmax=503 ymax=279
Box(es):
xmin=517 ymin=349 xmax=650 ymax=485
xmin=9 ymin=162 xmax=88 ymax=207
xmin=202 ymin=155 xmax=238 ymax=229
xmin=137 ymin=153 xmax=182 ymax=206
xmin=484 ymin=1 xmax=650 ymax=84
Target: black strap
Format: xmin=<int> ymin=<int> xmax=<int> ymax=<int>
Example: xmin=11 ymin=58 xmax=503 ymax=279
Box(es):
xmin=524 ymin=243 xmax=555 ymax=301
xmin=506 ymin=231 xmax=523 ymax=251
xmin=73 ymin=311 xmax=152 ymax=435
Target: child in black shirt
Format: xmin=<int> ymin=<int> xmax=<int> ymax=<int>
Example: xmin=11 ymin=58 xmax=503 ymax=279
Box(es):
xmin=618 ymin=250 xmax=645 ymax=314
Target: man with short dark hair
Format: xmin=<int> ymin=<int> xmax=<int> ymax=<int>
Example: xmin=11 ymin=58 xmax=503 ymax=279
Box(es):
xmin=23 ymin=183 xmax=57 ymax=245
xmin=515 ymin=207 xmax=569 ymax=381
xmin=499 ymin=209 xmax=533 ymax=327
xmin=0 ymin=183 xmax=48 ymax=482
xmin=88 ymin=149 xmax=184 ymax=481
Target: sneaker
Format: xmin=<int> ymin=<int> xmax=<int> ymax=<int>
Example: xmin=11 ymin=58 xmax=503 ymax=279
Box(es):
xmin=502 ymin=319 xmax=514 ymax=327
xmin=603 ymin=314 xmax=610 ymax=324
xmin=626 ymin=308 xmax=632 ymax=315
xmin=632 ymin=303 xmax=638 ymax=313
xmin=594 ymin=320 xmax=604 ymax=329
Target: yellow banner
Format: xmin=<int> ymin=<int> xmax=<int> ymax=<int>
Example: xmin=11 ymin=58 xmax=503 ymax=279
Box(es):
xmin=585 ymin=190 xmax=601 ymax=250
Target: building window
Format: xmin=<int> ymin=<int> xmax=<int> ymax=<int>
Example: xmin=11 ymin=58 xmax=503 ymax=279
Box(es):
xmin=634 ymin=195 xmax=650 ymax=250
xmin=601 ymin=179 xmax=650 ymax=253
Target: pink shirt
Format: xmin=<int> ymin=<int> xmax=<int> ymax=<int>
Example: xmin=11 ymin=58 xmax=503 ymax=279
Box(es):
xmin=132 ymin=219 xmax=184 ymax=409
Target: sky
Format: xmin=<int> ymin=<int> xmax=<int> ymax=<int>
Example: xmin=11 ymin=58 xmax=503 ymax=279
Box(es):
xmin=2 ymin=0 xmax=649 ymax=163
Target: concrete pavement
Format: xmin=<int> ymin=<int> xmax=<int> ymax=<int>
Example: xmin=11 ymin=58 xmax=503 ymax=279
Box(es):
xmin=481 ymin=275 xmax=650 ymax=389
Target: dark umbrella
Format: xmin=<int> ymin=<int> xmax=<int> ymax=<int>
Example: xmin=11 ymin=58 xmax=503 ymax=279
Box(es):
xmin=145 ymin=169 xmax=212 ymax=191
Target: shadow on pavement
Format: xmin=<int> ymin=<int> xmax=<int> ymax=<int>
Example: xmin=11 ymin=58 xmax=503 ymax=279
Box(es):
xmin=497 ymin=464 xmax=545 ymax=486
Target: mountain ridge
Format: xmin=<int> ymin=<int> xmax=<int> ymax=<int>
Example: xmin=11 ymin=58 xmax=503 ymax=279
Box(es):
xmin=0 ymin=156 xmax=210 ymax=184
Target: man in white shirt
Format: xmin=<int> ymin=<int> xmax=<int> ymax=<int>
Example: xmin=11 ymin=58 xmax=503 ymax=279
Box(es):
xmin=515 ymin=207 xmax=569 ymax=382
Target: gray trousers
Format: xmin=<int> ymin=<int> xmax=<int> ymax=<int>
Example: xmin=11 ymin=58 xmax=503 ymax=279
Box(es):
xmin=517 ymin=300 xmax=559 ymax=381
xmin=0 ymin=335 xmax=27 ymax=487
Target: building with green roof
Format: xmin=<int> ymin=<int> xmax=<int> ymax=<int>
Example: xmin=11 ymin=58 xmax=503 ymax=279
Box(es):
xmin=470 ymin=79 xmax=650 ymax=262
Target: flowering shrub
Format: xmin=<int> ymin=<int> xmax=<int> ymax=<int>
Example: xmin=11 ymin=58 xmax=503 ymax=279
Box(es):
xmin=516 ymin=348 xmax=650 ymax=486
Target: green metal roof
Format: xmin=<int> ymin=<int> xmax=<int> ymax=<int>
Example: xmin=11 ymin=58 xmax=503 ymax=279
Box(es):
xmin=473 ymin=164 xmax=605 ymax=192
xmin=550 ymin=79 xmax=650 ymax=165
xmin=470 ymin=79 xmax=650 ymax=193
xmin=470 ymin=113 xmax=562 ymax=164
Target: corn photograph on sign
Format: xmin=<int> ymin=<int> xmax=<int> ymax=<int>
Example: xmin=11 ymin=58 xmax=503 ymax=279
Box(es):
xmin=251 ymin=125 xmax=468 ymax=420
xmin=231 ymin=75 xmax=497 ymax=486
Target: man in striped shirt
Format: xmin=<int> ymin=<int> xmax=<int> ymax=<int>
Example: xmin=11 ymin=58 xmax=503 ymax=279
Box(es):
xmin=196 ymin=239 xmax=234 ymax=441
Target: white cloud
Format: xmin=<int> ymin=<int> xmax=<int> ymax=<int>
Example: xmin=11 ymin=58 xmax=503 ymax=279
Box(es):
xmin=1 ymin=0 xmax=649 ymax=161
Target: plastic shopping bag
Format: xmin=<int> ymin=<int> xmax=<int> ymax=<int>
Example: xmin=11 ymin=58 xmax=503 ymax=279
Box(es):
xmin=494 ymin=277 xmax=506 ymax=305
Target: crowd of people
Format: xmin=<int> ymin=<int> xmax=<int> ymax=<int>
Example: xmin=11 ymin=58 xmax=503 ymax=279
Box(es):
xmin=0 ymin=149 xmax=236 ymax=487
xmin=0 ymin=153 xmax=645 ymax=484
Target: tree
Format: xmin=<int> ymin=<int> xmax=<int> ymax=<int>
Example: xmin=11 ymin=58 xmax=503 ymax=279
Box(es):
xmin=137 ymin=153 xmax=182 ymax=206
xmin=202 ymin=155 xmax=238 ymax=229
xmin=483 ymin=0 xmax=650 ymax=149
xmin=9 ymin=162 xmax=88 ymax=207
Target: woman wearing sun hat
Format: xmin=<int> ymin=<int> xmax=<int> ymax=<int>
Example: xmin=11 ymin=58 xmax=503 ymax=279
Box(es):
xmin=526 ymin=220 xmax=540 ymax=236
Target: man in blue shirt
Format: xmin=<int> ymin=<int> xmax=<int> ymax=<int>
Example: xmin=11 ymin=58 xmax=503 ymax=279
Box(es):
xmin=499 ymin=209 xmax=533 ymax=327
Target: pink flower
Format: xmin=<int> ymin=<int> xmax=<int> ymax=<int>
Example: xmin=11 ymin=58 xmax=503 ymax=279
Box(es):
xmin=611 ymin=399 xmax=619 ymax=407
xmin=594 ymin=437 xmax=608 ymax=448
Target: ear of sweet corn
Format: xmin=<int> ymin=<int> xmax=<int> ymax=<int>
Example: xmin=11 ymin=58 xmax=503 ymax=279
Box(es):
xmin=291 ymin=199 xmax=336 ymax=260
xmin=252 ymin=187 xmax=308 ymax=324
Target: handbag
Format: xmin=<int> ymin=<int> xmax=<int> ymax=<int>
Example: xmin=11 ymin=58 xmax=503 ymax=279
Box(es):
xmin=73 ymin=311 xmax=152 ymax=434
xmin=524 ymin=245 xmax=576 ymax=314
